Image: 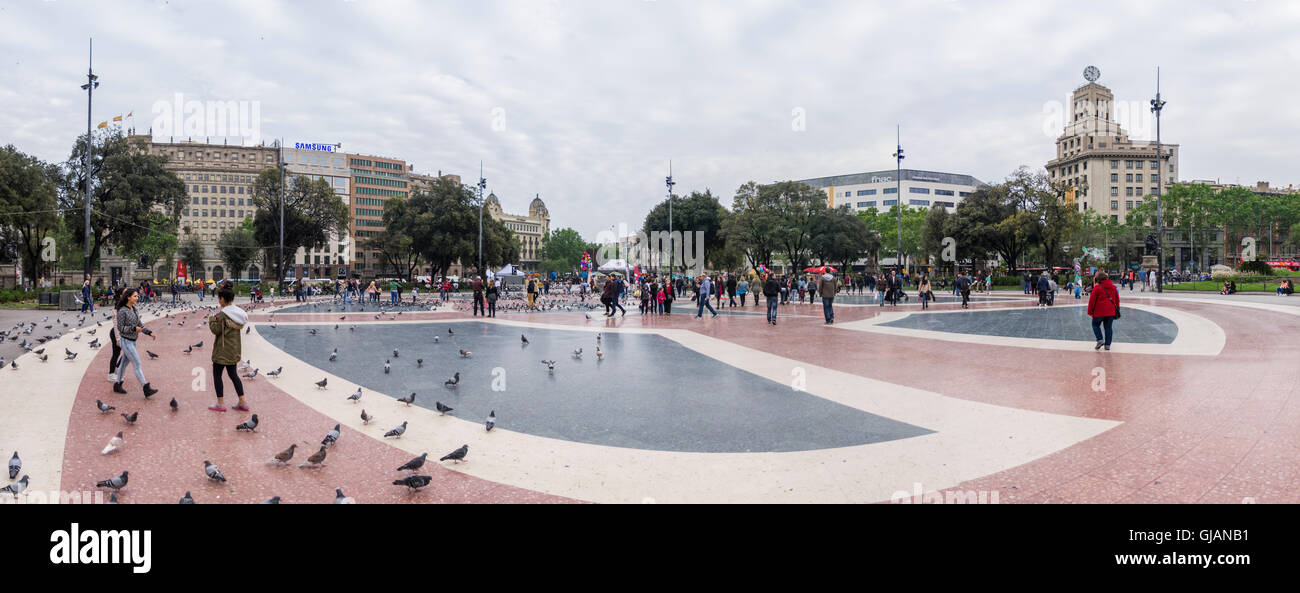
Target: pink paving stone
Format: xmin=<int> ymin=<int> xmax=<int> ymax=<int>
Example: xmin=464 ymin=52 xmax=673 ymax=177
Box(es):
xmin=1088 ymin=457 xmax=1167 ymax=491
xmin=60 ymin=315 xmax=578 ymax=504
xmin=1139 ymin=470 xmax=1224 ymax=504
xmin=1195 ymin=475 xmax=1266 ymax=505
xmin=1046 ymin=474 xmax=1137 ymax=504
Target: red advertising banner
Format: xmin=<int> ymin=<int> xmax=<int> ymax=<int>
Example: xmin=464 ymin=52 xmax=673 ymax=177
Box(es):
xmin=177 ymin=260 xmax=188 ymax=283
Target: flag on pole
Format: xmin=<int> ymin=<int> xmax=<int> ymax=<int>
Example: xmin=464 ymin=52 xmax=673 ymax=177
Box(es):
xmin=127 ymin=111 xmax=133 ymax=118
xmin=112 ymin=115 xmax=123 ymax=122
xmin=96 ymin=121 xmax=107 ymax=129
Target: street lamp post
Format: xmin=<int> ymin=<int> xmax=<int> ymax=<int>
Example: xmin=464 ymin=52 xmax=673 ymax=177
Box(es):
xmin=1151 ymin=68 xmax=1166 ymax=293
xmin=81 ymin=38 xmax=99 ymax=283
xmin=278 ymin=139 xmax=285 ymax=291
xmin=666 ymin=160 xmax=675 ymax=278
xmin=893 ymin=126 xmax=904 ymax=274
xmin=477 ymin=162 xmax=486 ymax=279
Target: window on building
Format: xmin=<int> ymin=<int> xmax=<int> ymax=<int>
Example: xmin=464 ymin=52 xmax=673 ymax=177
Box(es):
xmin=1111 ymin=215 xmax=1118 ymax=222
xmin=1111 ymin=160 xmax=1119 ymax=169
xmin=1110 ymin=173 xmax=1118 ymax=182
xmin=1150 ymin=187 xmax=1157 ymax=195
xmin=958 ymin=192 xmax=971 ymax=197
xmin=1111 ymin=201 xmax=1119 ymax=210
xmin=1111 ymin=187 xmax=1118 ymax=196
xmin=857 ymin=189 xmax=876 ymax=196
xmin=1136 ymin=174 xmax=1143 ymax=183
xmin=883 ymin=199 xmax=897 ymax=206
xmin=934 ymin=189 xmax=954 ymax=196
xmin=843 ymin=191 xmax=851 ymax=197
xmin=909 ymin=187 xmax=930 ymax=194
xmin=909 ymin=199 xmax=930 ymax=206
xmin=857 ymin=201 xmax=875 ymax=208
xmin=1125 ymin=160 xmax=1133 ymax=169
xmin=1135 ymin=161 xmax=1143 ymax=169
xmin=1125 ymin=201 xmax=1133 ymax=209
xmin=1126 ymin=187 xmax=1134 ymax=196
xmin=883 ymin=188 xmax=897 ymax=194
xmin=1125 ymin=174 xmax=1132 ymax=182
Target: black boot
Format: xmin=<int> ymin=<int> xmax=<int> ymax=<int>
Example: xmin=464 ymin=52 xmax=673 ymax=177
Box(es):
xmin=113 ymin=381 xmax=127 ymax=394
xmin=142 ymin=383 xmax=158 ymax=398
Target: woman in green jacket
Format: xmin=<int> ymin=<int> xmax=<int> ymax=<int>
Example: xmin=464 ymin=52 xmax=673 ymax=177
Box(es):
xmin=208 ymin=284 xmax=249 ymax=412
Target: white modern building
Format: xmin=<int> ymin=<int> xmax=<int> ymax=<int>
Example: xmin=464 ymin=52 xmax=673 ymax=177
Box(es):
xmin=283 ymin=144 xmax=352 ymax=280
xmin=797 ymin=169 xmax=986 ymax=212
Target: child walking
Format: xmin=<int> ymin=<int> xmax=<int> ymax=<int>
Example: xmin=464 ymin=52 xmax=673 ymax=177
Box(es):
xmin=208 ymin=284 xmax=249 ymax=412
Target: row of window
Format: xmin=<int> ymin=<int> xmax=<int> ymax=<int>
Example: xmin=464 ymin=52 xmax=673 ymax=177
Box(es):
xmin=353 ymin=197 xmax=384 ymax=206
xmin=185 ymin=174 xmax=252 ymax=183
xmin=350 ymin=158 xmax=373 ymax=167
xmin=373 ymin=161 xmax=403 ymax=171
xmin=353 ymin=175 xmax=407 ymax=188
xmin=173 ymin=151 xmax=273 ymax=163
xmin=190 ymin=184 xmax=247 ymax=194
xmin=350 ymin=168 xmax=405 ymax=179
xmin=184 ymin=208 xmax=247 ymax=218
xmin=188 ymin=196 xmax=248 ymax=206
xmin=354 ymin=208 xmax=384 ymax=217
xmin=1111 ymin=173 xmax=1160 ymax=183
xmin=354 ymin=187 xmax=406 ymax=198
xmin=297 ymin=154 xmax=343 ymax=167
xmin=1110 ymin=200 xmax=1145 ymax=210
xmin=845 ymin=187 xmax=971 ymax=197
xmin=1110 ymin=187 xmax=1160 ymax=197
xmin=355 ymin=218 xmax=385 ymax=227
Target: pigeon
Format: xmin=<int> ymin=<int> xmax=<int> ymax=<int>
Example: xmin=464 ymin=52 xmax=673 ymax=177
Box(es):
xmin=572 ymin=348 xmax=583 ymax=359
xmin=38 ymin=354 xmax=48 ymax=363
xmin=7 ymin=452 xmax=19 ymax=479
xmin=269 ymin=444 xmax=297 ymax=465
xmin=96 ymin=471 xmax=129 ymax=491
xmin=267 ymin=367 xmax=282 ymax=378
xmin=239 ymin=359 xmax=251 ymax=371
xmin=236 ymin=414 xmax=259 ymax=432
xmin=360 ymin=409 xmax=374 ymax=424
xmin=107 ymin=492 xmax=119 ymax=504
xmin=521 ymin=334 xmax=529 ymax=345
xmin=448 ymin=328 xmax=454 ymax=335
xmin=300 ymin=446 xmax=327 ymax=468
xmin=347 ymin=388 xmax=362 ymax=403
xmin=245 ymin=327 xmax=251 ymax=335
xmin=384 ymin=360 xmax=391 ymax=374
xmin=170 ymin=397 xmax=178 ymax=412
xmin=417 ymin=358 xmax=423 ymax=368
xmin=183 ymin=345 xmax=193 ymax=355
xmin=459 ymin=349 xmax=471 ymax=358
xmin=96 ymin=399 xmax=115 ymax=414
xmin=8 ymin=360 xmax=14 ymax=370
xmin=541 ymin=360 xmax=556 ymax=373
xmin=204 ymin=460 xmax=226 ymax=482
xmin=433 ymin=336 xmax=439 ymax=343
xmin=435 ymin=402 xmax=453 ymax=415
xmin=444 ymin=372 xmax=460 ymax=387
xmin=88 ymin=338 xmax=100 ymax=349
xmin=333 ymin=488 xmax=354 ymax=504
xmin=329 ymin=349 xmax=338 ymax=362
xmin=393 ymin=474 xmax=432 ymax=491
xmin=309 ymin=328 xmax=318 ymax=335
xmin=392 ymin=349 xmax=399 ymax=358
xmin=243 ymin=368 xmax=258 ymax=379
xmin=34 ymin=348 xmax=44 ymax=355
xmin=193 ymin=341 xmax=203 ymax=348
xmin=179 ymin=491 xmax=195 ymax=504
xmin=315 ymin=378 xmax=328 ymax=389
xmin=261 ymin=496 xmax=281 ymax=504
xmin=121 ymin=411 xmax=139 ymax=424
xmin=1 ymin=475 xmax=29 ymax=497
xmin=383 ymin=421 xmax=407 ymax=438
xmin=596 ymin=348 xmax=604 ymax=362
xmin=65 ymin=350 xmax=77 ymax=361
xmin=440 ymin=445 xmax=469 ymax=464
xmin=485 ymin=411 xmax=496 ymax=432
xmin=101 ymin=431 xmax=125 ymax=455
xmin=397 ymin=452 xmax=428 ymax=472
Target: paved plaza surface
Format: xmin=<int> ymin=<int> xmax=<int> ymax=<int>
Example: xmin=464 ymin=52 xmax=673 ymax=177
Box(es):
xmin=2 ymin=288 xmax=1299 ymax=503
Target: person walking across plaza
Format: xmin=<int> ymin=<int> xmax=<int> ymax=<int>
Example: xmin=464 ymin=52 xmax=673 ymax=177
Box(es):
xmin=696 ymin=274 xmax=718 ymax=318
xmin=737 ymin=277 xmax=749 ymax=307
xmin=112 ymin=288 xmax=158 ymax=398
xmin=1087 ymin=269 xmax=1120 ymax=351
xmin=956 ymin=272 xmax=972 ymax=309
xmin=817 ymin=270 xmax=838 ymax=324
xmin=918 ymin=274 xmax=932 ymax=310
xmin=208 ymin=284 xmax=249 ymax=412
xmin=485 ymin=279 xmax=499 ymax=317
xmin=1036 ymin=271 xmax=1051 ymax=307
xmin=763 ymin=273 xmax=780 ymax=325
xmin=80 ymin=275 xmax=95 ymax=314
xmin=107 ymin=293 xmax=123 ymax=383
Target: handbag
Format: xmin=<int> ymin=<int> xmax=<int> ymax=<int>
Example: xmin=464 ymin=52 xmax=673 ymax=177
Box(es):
xmin=1108 ymin=288 xmax=1121 ymax=319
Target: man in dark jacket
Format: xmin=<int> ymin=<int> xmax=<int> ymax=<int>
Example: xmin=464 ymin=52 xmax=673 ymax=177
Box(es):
xmin=762 ymin=273 xmax=781 ymax=325
xmin=472 ymin=275 xmax=485 ymax=316
xmin=726 ymin=276 xmax=737 ymax=307
xmin=81 ymin=275 xmax=94 ymax=313
xmin=955 ymin=273 xmax=972 ymax=309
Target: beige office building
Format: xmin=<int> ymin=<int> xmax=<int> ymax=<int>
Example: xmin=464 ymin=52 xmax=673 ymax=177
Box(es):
xmin=484 ymin=193 xmax=549 ymax=274
xmin=1046 ymin=72 xmax=1179 ymax=224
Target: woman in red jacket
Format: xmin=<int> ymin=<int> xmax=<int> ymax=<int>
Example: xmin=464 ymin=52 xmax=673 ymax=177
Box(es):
xmin=1087 ymin=269 xmax=1120 ymax=350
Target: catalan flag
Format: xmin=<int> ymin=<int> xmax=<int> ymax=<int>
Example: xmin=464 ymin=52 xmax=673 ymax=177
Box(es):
xmin=112 ymin=114 xmax=123 ymax=122
xmin=127 ymin=111 xmax=133 ymax=118
xmin=96 ymin=121 xmax=107 ymax=129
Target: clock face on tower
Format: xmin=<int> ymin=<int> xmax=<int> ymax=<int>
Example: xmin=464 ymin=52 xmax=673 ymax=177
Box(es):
xmin=1084 ymin=66 xmax=1100 ymax=83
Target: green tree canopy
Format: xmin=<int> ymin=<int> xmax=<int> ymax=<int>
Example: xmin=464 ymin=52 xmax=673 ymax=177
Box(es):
xmin=0 ymin=145 xmax=61 ymax=284
xmin=250 ymin=169 xmax=350 ymax=282
xmin=538 ymin=227 xmax=588 ymax=275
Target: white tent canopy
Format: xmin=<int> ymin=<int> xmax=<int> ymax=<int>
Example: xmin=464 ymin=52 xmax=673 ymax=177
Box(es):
xmin=597 ymin=259 xmax=633 ymax=274
xmin=496 ymin=264 xmax=525 ymax=277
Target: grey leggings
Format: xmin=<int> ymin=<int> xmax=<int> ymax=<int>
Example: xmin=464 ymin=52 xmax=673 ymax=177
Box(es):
xmin=115 ymin=338 xmax=147 ymax=385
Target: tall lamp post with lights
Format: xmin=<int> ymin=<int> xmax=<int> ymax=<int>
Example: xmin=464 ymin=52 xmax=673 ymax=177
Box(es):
xmin=81 ymin=39 xmax=99 ymax=282
xmin=666 ymin=161 xmax=675 ymax=279
xmin=1150 ymin=68 xmax=1166 ymax=293
xmin=477 ymin=162 xmax=487 ymax=280
xmin=893 ymin=126 xmax=904 ymax=274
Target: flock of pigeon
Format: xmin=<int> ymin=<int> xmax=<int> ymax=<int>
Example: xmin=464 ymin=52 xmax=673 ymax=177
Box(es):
xmin=1 ymin=292 xmax=609 ymax=503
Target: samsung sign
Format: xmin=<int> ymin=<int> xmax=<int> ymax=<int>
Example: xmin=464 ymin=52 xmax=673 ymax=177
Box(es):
xmin=295 ymin=142 xmax=337 ymax=152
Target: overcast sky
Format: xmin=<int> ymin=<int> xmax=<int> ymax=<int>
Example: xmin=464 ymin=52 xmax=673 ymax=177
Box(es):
xmin=3 ymin=0 xmax=1299 ymax=239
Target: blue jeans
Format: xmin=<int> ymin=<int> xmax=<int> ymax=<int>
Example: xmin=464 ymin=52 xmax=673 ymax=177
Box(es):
xmin=767 ymin=296 xmax=778 ymax=322
xmin=697 ymin=296 xmax=716 ymax=317
xmin=391 ymin=290 xmax=399 ymax=304
xmin=1091 ymin=316 xmax=1114 ymax=346
xmin=822 ymin=297 xmax=834 ymax=322
xmin=115 ymin=338 xmax=148 ymax=385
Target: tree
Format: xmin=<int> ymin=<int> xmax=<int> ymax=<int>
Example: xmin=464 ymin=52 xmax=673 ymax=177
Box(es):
xmin=250 ymin=169 xmax=349 ymax=283
xmin=858 ymin=204 xmax=925 ymax=270
xmin=57 ymin=130 xmax=186 ymax=270
xmin=0 ymin=145 xmax=61 ymax=284
xmin=538 ymin=228 xmax=588 ymax=275
xmin=216 ymin=225 xmax=259 ymax=280
xmin=641 ymin=189 xmax=727 ymax=275
xmin=810 ymin=205 xmax=877 ymax=272
xmin=383 ymin=177 xmax=516 ymax=280
xmin=722 ymin=181 xmax=780 ymax=269
xmin=921 ymin=205 xmax=952 ymax=272
xmin=177 ymin=235 xmax=205 ymax=279
xmin=947 ymin=171 xmax=1038 ymax=271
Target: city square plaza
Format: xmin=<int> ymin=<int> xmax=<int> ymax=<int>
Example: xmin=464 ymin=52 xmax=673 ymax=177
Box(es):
xmin=2 ymin=284 xmax=1297 ymax=504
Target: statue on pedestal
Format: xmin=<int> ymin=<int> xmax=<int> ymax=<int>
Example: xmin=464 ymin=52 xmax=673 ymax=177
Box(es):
xmin=1144 ymin=233 xmax=1159 ymax=256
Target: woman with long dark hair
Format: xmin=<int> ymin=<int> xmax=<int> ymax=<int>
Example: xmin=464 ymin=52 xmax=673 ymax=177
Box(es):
xmin=112 ymin=288 xmax=158 ymax=397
